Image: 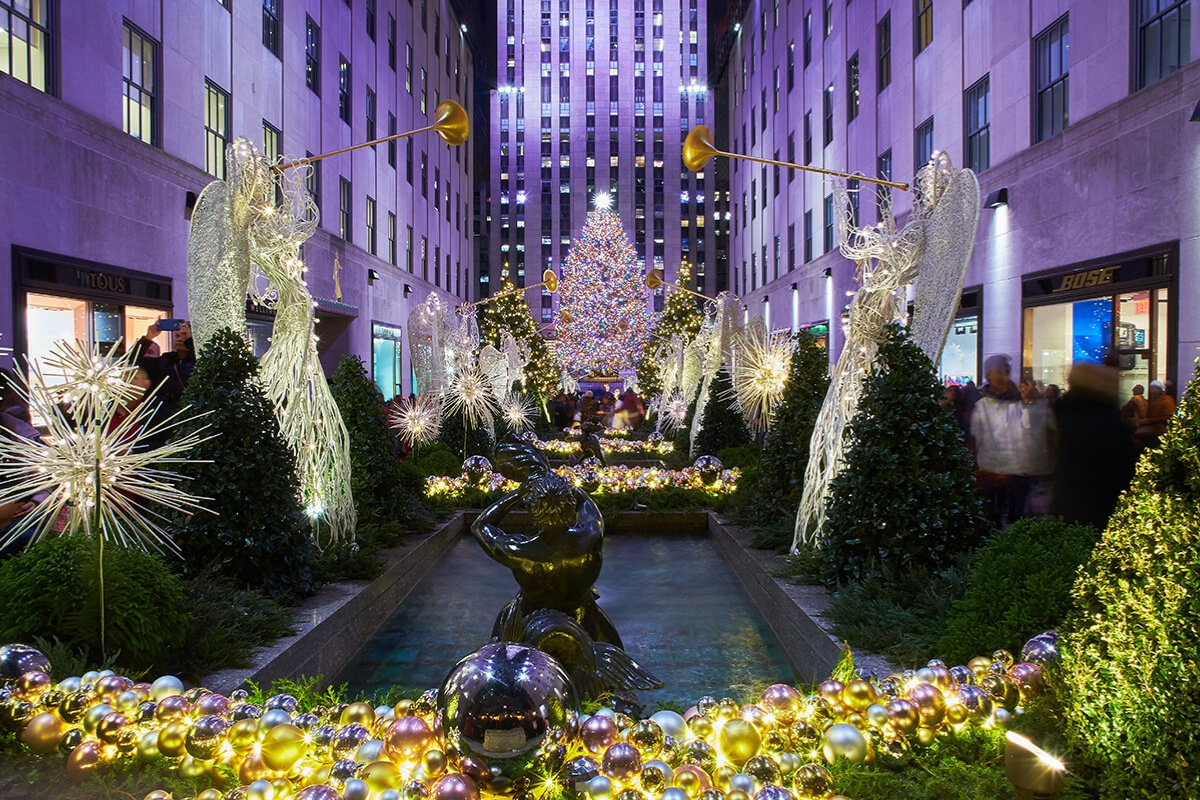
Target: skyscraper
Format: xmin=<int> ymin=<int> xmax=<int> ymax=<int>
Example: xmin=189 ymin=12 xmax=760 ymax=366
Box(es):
xmin=487 ymin=0 xmax=718 ymax=326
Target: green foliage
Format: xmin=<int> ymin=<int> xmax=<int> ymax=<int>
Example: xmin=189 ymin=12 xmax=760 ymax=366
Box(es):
xmin=480 ymin=275 xmax=561 ymax=399
xmin=1057 ymin=360 xmax=1200 ymax=800
xmin=437 ymin=406 xmax=495 ymax=460
xmin=749 ymin=331 xmax=829 ymax=525
xmin=822 ymin=555 xmax=970 ymax=666
xmin=173 ymin=579 xmax=294 ymax=680
xmin=0 ymin=748 xmax=216 ymax=799
xmin=938 ymin=517 xmax=1099 ymax=665
xmin=635 ymin=263 xmax=704 ymax=398
xmin=821 ymin=325 xmax=987 ymax=584
xmin=0 ymin=534 xmax=188 ymax=673
xmin=171 ymin=328 xmax=316 ymax=599
xmin=329 ymin=355 xmax=408 ymax=523
xmin=692 ymin=370 xmax=752 ymax=457
xmin=412 ymin=441 xmax=468 ymax=477
xmin=245 ymin=674 xmax=349 ymax=709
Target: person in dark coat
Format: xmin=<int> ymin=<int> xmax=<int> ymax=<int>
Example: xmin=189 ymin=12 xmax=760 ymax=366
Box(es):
xmin=1051 ymin=362 xmax=1137 ymax=528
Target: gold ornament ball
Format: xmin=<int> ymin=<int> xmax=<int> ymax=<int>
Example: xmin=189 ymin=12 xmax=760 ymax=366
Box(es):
xmin=711 ymin=764 xmax=738 ymax=791
xmin=145 ymin=791 xmax=172 ymax=800
xmin=717 ymin=719 xmax=761 ymax=766
xmin=945 ymin=703 xmax=969 ymax=726
xmin=136 ymin=729 xmax=161 ymax=762
xmin=180 ymin=755 xmax=209 ymax=778
xmin=673 ymin=763 xmax=713 ymax=797
xmin=82 ymin=703 xmax=116 ymax=735
xmin=820 ymin=723 xmax=868 ymax=764
xmin=21 ymin=712 xmax=64 ymax=755
xmin=424 ymin=748 xmax=448 ymax=776
xmin=239 ymin=752 xmax=271 ymax=784
xmin=341 ymin=702 xmax=376 ymax=727
xmin=865 ymin=704 xmax=889 ymax=728
xmin=363 ymin=760 xmax=401 ymax=792
xmin=157 ymin=720 xmax=190 ymax=758
xmin=793 ymin=763 xmax=833 ymax=797
xmin=915 ymin=726 xmax=937 ymax=747
xmin=743 ymin=755 xmax=778 ymax=785
xmin=97 ymin=711 xmax=130 ymax=745
xmin=196 ymin=790 xmax=223 ymax=800
xmin=640 ymin=761 xmax=672 ymax=794
xmin=725 ymin=790 xmax=751 ymax=800
xmin=66 ymin=740 xmax=104 ymax=783
xmin=228 ymin=717 xmax=261 ymax=752
xmin=967 ymin=656 xmax=992 ymax=678
xmin=842 ymin=680 xmax=876 ymax=713
xmin=777 ymin=752 xmax=801 ymax=775
xmin=885 ymin=699 xmax=919 ymax=735
xmin=261 ymin=723 xmax=309 ymax=772
xmin=688 ymin=715 xmax=714 ymax=740
xmin=906 ymin=684 xmax=946 ymax=727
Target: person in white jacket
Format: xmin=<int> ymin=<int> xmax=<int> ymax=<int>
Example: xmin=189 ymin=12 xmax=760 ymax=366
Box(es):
xmin=970 ymin=353 xmax=1051 ymax=527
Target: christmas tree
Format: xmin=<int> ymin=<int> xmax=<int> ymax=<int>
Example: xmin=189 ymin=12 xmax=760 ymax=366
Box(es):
xmin=635 ymin=260 xmax=705 ymax=398
xmin=557 ymin=209 xmax=652 ymax=376
xmin=479 ymin=274 xmax=560 ymax=399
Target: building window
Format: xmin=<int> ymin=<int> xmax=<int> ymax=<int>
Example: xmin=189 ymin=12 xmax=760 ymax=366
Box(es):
xmin=965 ymin=75 xmax=990 ymax=172
xmin=803 ymin=209 xmax=813 ymax=262
xmin=338 ymin=56 xmax=351 ymax=123
xmin=406 ymin=138 xmax=414 ymax=183
xmin=847 ymin=52 xmax=860 ymax=122
xmin=262 ymin=120 xmax=281 ymax=162
xmin=204 ymin=80 xmax=230 ymax=179
xmin=1035 ymin=15 xmax=1069 ymax=142
xmin=305 ymin=16 xmax=320 ymax=94
xmin=306 ymin=151 xmax=321 ymax=212
xmin=366 ymin=86 xmax=376 ymax=141
xmin=822 ymin=84 xmax=833 ymax=147
xmin=366 ymin=196 xmax=377 ymax=254
xmin=787 ymin=41 xmax=795 ymax=90
xmin=803 ymin=111 xmax=813 ymax=164
xmin=803 ymin=11 xmax=812 ymax=66
xmin=823 ymin=193 xmax=835 ymax=253
xmin=406 ymin=225 xmax=415 ymax=272
xmin=1138 ymin=0 xmax=1191 ymax=88
xmin=787 ymin=133 xmax=796 ymax=182
xmin=421 ymin=236 xmax=428 ymax=280
xmin=339 ymin=177 xmax=352 ymax=241
xmin=420 ymin=67 xmax=427 ymax=114
xmin=916 ymin=0 xmax=933 ymax=54
xmin=877 ymin=12 xmax=891 ymax=90
xmin=366 ymin=0 xmax=376 ymax=40
xmin=0 ymin=0 xmax=53 ymax=92
xmin=876 ymin=149 xmax=892 ymax=220
xmin=823 ymin=0 xmax=832 ymax=38
xmin=388 ymin=113 xmax=397 ymax=167
xmin=388 ymin=212 xmax=397 ymax=264
xmin=122 ymin=22 xmax=157 ymax=146
xmin=915 ymin=116 xmax=934 ymax=168
xmin=262 ymin=0 xmax=281 ymax=57
xmin=388 ymin=15 xmax=396 ymax=69
xmin=420 ymin=152 xmax=427 ymax=197
xmin=787 ymin=223 xmax=796 ymax=271
xmin=405 ymin=43 xmax=413 ymax=94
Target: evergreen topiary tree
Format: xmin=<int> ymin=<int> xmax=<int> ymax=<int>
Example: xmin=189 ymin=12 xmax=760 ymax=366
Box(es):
xmin=1057 ymin=361 xmax=1200 ymax=800
xmin=437 ymin=407 xmax=495 ymax=460
xmin=480 ymin=274 xmax=560 ymax=400
xmin=330 ymin=355 xmax=406 ymax=523
xmin=171 ymin=328 xmax=316 ymax=598
xmin=635 ymin=262 xmax=705 ymax=398
xmin=749 ymin=331 xmax=829 ymax=525
xmin=820 ymin=324 xmax=986 ymax=585
xmin=692 ymin=369 xmax=752 ymax=457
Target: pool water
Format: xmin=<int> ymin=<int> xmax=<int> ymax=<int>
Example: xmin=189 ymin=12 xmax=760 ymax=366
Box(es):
xmin=339 ymin=534 xmax=798 ymax=708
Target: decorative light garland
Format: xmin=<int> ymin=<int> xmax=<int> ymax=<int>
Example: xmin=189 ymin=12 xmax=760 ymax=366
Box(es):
xmin=528 ymin=436 xmax=676 ymax=456
xmin=425 ymin=464 xmax=740 ymax=498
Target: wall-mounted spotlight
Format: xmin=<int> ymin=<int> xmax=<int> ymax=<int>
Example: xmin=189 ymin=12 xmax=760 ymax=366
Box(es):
xmin=367 ymin=268 xmax=381 ymax=285
xmin=1191 ymin=100 xmax=1200 ymax=121
xmin=733 ymin=22 xmax=742 ymax=32
xmin=984 ymin=188 xmax=1009 ymax=209
xmin=403 ymin=283 xmax=414 ymax=298
xmin=790 ymin=282 xmax=798 ymax=292
xmin=822 ymin=267 xmax=833 ymax=278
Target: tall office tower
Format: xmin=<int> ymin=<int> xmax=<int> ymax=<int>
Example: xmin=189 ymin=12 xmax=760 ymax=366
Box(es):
xmin=487 ymin=0 xmax=718 ymax=327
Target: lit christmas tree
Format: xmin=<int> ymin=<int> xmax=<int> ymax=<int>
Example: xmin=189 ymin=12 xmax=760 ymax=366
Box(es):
xmin=479 ymin=273 xmax=561 ymax=399
xmin=557 ymin=208 xmax=652 ymax=376
xmin=635 ymin=260 xmax=705 ymax=398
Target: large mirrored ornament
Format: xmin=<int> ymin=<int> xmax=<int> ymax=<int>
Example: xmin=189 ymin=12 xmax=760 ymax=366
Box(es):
xmin=438 ymin=643 xmax=579 ymax=785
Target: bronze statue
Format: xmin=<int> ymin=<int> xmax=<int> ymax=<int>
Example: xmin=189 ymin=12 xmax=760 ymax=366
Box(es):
xmin=471 ymin=439 xmax=661 ymax=699
xmin=576 ymin=420 xmax=607 ymax=467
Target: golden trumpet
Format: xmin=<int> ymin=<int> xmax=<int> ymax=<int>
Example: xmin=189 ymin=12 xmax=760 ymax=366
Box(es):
xmin=682 ymin=125 xmax=909 ymax=191
xmin=646 ymin=268 xmax=715 ymax=302
xmin=275 ymin=100 xmax=469 ymax=171
xmin=457 ymin=269 xmax=558 ymax=312
xmin=559 ymin=309 xmax=573 ymax=324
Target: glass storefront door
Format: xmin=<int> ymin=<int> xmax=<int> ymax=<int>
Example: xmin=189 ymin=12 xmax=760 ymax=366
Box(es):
xmin=372 ymin=323 xmax=404 ymax=401
xmin=940 ymin=314 xmax=979 ymax=386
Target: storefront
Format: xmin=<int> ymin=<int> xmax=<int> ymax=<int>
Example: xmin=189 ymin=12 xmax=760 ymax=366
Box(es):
xmin=800 ymin=320 xmax=829 ymax=350
xmin=939 ymin=288 xmax=981 ymax=386
xmin=1022 ymin=246 xmax=1175 ymax=398
xmin=14 ymin=247 xmax=175 ymax=365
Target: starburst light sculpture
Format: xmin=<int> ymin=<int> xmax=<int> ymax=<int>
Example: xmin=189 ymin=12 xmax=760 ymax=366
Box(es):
xmin=729 ymin=321 xmax=795 ymax=433
xmin=499 ymin=394 xmax=537 ymax=433
xmin=444 ymin=366 xmax=500 ymax=431
xmin=389 ymin=394 xmax=442 ymax=448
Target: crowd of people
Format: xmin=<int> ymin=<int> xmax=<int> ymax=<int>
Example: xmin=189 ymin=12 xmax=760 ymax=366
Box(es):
xmin=945 ymin=353 xmax=1179 ymax=530
xmin=549 ymin=387 xmax=646 ymax=431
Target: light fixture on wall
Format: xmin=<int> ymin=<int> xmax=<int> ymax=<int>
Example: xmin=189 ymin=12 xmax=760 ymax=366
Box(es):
xmin=403 ymin=283 xmax=414 ymax=298
xmin=984 ymin=188 xmax=1009 ymax=209
xmin=822 ymin=267 xmax=832 ymax=278
xmin=790 ymin=282 xmax=798 ymax=292
xmin=1191 ymin=100 xmax=1200 ymax=121
xmin=367 ymin=268 xmax=381 ymax=286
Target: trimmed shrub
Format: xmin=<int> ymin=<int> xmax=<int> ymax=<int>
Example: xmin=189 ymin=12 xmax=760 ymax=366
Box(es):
xmin=437 ymin=407 xmax=495 ymax=460
xmin=750 ymin=331 xmax=829 ymax=527
xmin=171 ymin=328 xmax=316 ymax=598
xmin=411 ymin=441 xmax=465 ymax=478
xmin=330 ymin=355 xmax=405 ymax=523
xmin=0 ymin=534 xmax=187 ymax=673
xmin=937 ymin=517 xmax=1098 ymax=665
xmin=1057 ymin=361 xmax=1200 ymax=800
xmin=692 ymin=370 xmax=751 ymax=457
xmin=821 ymin=324 xmax=987 ymax=585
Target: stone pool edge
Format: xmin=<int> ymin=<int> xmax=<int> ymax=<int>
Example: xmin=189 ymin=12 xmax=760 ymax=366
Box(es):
xmin=201 ymin=511 xmax=893 ymax=694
